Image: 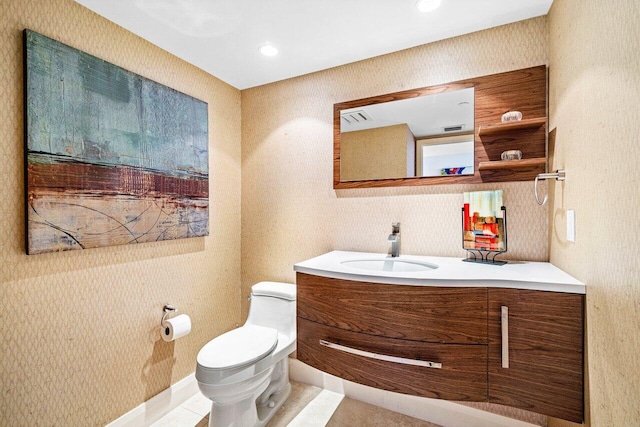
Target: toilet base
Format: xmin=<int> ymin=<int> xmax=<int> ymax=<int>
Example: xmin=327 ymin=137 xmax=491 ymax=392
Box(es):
xmin=207 ymin=359 xmax=292 ymax=427
xmin=256 ymin=381 xmax=291 ymax=427
xmin=207 ymin=381 xmax=292 ymax=427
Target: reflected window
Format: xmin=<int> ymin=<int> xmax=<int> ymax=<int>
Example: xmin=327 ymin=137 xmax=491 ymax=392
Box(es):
xmin=417 ymin=134 xmax=474 ymax=177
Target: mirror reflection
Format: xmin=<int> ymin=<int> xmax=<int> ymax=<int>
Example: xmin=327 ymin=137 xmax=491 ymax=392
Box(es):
xmin=339 ymin=87 xmax=474 ymax=181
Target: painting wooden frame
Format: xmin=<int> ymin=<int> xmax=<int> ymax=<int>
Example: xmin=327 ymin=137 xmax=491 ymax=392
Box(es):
xmin=24 ymin=30 xmax=209 ymax=254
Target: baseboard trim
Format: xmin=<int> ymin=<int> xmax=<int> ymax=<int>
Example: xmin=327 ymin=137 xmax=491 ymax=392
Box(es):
xmin=106 ymin=373 xmax=199 ymax=427
xmin=289 ymin=358 xmax=538 ymax=427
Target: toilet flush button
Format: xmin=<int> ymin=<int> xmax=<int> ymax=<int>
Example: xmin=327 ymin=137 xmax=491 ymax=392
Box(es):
xmin=567 ymin=210 xmax=575 ymax=242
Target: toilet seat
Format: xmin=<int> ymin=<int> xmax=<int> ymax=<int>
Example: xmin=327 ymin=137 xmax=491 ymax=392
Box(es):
xmin=197 ymin=325 xmax=278 ymax=371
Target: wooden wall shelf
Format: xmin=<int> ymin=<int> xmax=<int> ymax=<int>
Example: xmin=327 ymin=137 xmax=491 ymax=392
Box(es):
xmin=478 ymin=157 xmax=546 ymax=171
xmin=478 ymin=117 xmax=547 ymax=138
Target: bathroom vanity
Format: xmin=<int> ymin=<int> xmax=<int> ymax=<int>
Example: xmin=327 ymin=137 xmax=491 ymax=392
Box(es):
xmin=294 ymin=251 xmax=585 ymax=423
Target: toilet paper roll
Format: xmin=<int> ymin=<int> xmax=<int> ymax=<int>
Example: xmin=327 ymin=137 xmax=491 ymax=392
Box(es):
xmin=162 ymin=314 xmax=191 ymax=342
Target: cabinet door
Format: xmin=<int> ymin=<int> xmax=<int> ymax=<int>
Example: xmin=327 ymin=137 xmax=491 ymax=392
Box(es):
xmin=488 ymin=288 xmax=584 ymax=423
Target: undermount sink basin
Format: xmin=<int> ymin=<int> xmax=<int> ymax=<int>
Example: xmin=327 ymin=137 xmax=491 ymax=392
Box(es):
xmin=341 ymin=258 xmax=438 ymax=273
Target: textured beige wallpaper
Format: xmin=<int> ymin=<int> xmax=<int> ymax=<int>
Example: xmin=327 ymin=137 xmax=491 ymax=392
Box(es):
xmin=341 ymin=124 xmax=414 ymax=181
xmin=242 ymin=17 xmax=549 ymax=426
xmin=0 ymin=0 xmax=241 ymax=425
xmin=548 ymin=1 xmax=640 ymax=426
xmin=241 ymin=17 xmax=549 ymax=304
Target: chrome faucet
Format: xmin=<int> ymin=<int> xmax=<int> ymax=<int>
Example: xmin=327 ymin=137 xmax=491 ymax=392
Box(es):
xmin=388 ymin=222 xmax=400 ymax=257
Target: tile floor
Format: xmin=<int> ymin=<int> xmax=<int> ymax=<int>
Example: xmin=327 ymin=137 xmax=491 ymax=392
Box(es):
xmin=150 ymin=381 xmax=440 ymax=427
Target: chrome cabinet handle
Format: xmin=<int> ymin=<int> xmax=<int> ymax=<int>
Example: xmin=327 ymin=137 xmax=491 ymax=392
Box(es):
xmin=501 ymin=306 xmax=509 ymax=368
xmin=319 ymin=339 xmax=442 ymax=369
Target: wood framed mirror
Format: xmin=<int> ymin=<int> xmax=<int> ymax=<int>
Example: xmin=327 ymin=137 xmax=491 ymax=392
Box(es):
xmin=333 ymin=66 xmax=548 ymax=189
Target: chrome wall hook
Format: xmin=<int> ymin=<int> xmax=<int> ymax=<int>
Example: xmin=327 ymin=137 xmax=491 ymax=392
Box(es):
xmin=534 ymin=169 xmax=565 ymax=206
xmin=161 ymin=304 xmax=177 ymax=327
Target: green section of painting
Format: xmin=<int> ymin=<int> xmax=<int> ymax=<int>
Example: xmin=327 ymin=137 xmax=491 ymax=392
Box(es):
xmin=25 ymin=30 xmax=208 ymax=177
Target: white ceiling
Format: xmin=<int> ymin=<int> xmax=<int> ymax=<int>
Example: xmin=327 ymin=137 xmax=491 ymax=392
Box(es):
xmin=341 ymin=87 xmax=474 ymax=138
xmin=74 ymin=0 xmax=552 ymax=90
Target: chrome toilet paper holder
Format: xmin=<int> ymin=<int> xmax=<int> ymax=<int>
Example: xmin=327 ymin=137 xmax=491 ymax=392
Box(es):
xmin=161 ymin=304 xmax=177 ymax=327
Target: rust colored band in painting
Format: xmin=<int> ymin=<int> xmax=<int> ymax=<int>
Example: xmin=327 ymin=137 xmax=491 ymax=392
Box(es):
xmin=28 ymin=161 xmax=208 ymax=198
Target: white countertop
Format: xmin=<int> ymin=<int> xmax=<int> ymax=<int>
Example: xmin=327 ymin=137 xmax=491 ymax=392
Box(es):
xmin=293 ymin=251 xmax=585 ymax=294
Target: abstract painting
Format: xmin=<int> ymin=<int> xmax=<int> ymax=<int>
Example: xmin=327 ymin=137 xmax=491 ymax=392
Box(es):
xmin=24 ymin=30 xmax=209 ymax=254
xmin=462 ymin=190 xmax=505 ymax=252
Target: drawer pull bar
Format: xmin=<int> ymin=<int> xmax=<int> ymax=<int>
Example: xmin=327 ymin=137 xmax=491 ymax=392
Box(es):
xmin=319 ymin=339 xmax=442 ymax=369
xmin=501 ymin=306 xmax=509 ymax=368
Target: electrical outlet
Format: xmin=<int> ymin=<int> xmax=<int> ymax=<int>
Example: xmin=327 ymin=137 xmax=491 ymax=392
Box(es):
xmin=567 ymin=210 xmax=575 ymax=242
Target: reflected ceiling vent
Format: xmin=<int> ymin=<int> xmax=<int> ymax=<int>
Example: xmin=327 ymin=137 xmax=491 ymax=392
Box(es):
xmin=340 ymin=110 xmax=372 ymax=125
xmin=442 ymin=124 xmax=465 ymax=132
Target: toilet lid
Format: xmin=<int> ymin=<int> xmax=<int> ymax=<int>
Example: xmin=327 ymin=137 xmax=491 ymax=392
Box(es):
xmin=197 ymin=325 xmax=278 ymax=370
xmin=252 ymin=282 xmax=296 ymax=301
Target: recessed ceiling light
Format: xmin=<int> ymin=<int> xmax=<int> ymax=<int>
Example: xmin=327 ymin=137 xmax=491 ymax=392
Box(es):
xmin=259 ymin=44 xmax=278 ymax=57
xmin=416 ymin=0 xmax=442 ymax=13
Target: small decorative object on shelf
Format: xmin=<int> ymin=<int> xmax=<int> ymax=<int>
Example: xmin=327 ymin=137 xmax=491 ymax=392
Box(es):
xmin=501 ymin=150 xmax=522 ymax=161
xmin=501 ymin=110 xmax=522 ymax=122
xmin=478 ymin=117 xmax=547 ymax=138
xmin=462 ymin=190 xmax=507 ymax=265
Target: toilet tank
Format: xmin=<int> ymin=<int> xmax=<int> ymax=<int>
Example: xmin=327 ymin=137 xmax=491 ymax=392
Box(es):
xmin=245 ymin=282 xmax=296 ymax=339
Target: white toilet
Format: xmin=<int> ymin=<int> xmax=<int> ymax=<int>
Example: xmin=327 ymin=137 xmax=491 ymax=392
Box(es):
xmin=196 ymin=282 xmax=296 ymax=427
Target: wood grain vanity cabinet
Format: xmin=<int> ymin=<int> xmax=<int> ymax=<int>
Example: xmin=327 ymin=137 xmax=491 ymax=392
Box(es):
xmin=296 ymin=273 xmax=488 ymax=401
xmin=297 ymin=273 xmax=487 ymax=344
xmin=296 ymin=272 xmax=585 ymax=423
xmin=488 ymin=288 xmax=584 ymax=423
